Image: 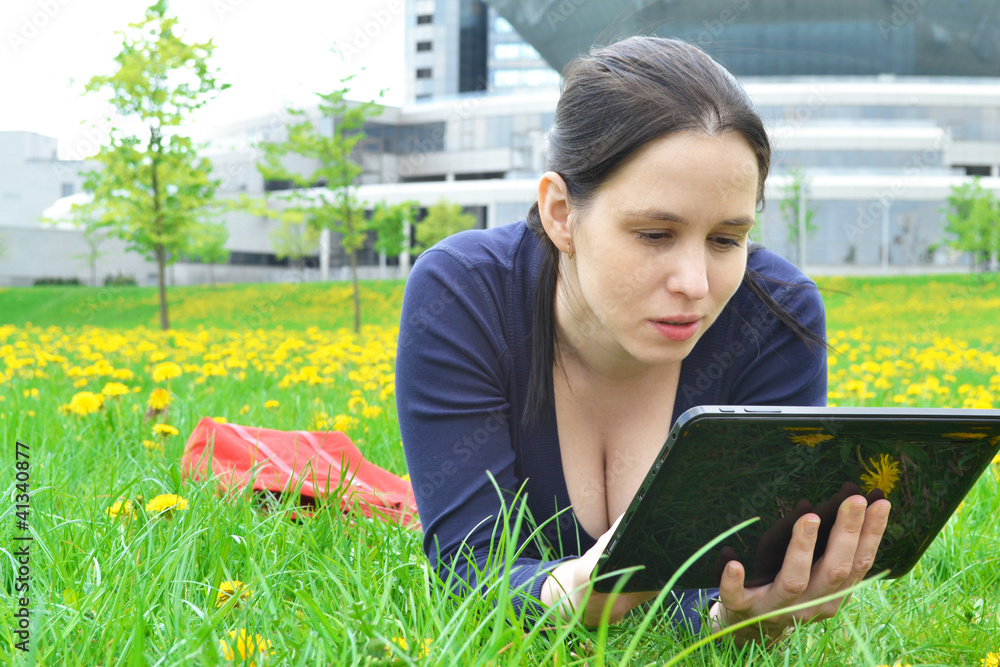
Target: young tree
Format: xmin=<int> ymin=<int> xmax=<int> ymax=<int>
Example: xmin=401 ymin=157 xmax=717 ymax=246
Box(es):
xmin=188 ymin=221 xmax=230 ymax=288
xmin=78 ymin=1 xmax=228 ymax=329
xmin=942 ymin=177 xmax=999 ymax=272
xmin=414 ymin=199 xmax=477 ymax=252
xmin=269 ymin=214 xmax=321 ymax=274
xmin=245 ymin=76 xmax=383 ymax=332
xmin=778 ymin=167 xmax=818 ymax=267
xmin=370 ymin=200 xmax=418 ymax=259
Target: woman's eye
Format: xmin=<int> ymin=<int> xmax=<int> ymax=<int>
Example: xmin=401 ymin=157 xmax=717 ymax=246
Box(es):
xmin=635 ymin=232 xmax=671 ymax=244
xmin=710 ymin=236 xmax=743 ymax=249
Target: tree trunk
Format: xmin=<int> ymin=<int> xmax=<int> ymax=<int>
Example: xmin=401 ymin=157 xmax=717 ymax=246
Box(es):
xmin=350 ymin=248 xmax=361 ymax=333
xmin=209 ymin=262 xmax=216 ymax=289
xmin=150 ymin=126 xmax=169 ymax=330
xmin=157 ymin=245 xmax=170 ymax=330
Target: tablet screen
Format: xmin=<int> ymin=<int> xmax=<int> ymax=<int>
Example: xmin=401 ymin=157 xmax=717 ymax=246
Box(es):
xmin=594 ymin=406 xmax=1000 ymax=592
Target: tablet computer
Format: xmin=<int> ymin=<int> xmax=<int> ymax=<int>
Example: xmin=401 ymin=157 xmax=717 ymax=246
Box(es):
xmin=592 ymin=405 xmax=1000 ymax=593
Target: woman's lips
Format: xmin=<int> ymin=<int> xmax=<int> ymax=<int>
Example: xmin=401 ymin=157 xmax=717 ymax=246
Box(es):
xmin=650 ymin=318 xmax=702 ymax=342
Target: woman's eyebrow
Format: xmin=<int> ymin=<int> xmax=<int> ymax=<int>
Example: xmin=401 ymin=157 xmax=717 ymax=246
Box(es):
xmin=620 ymin=207 xmax=755 ymax=227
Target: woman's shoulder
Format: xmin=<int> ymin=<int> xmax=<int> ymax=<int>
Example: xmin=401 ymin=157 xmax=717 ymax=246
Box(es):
xmin=414 ymin=220 xmax=534 ymax=275
xmin=746 ymin=244 xmax=816 ymax=288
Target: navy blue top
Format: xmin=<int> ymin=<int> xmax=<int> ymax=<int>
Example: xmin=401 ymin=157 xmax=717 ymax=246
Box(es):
xmin=396 ymin=220 xmax=827 ymax=632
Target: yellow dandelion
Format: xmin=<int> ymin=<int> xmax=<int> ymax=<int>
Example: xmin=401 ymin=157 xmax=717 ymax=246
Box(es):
xmin=983 ymin=652 xmax=1000 ymax=667
xmin=239 ymin=404 xmax=250 ymax=415
xmin=213 ymin=416 xmax=229 ymax=424
xmin=216 ymin=580 xmax=252 ymax=608
xmin=152 ymin=423 xmax=180 ymax=437
xmin=106 ymin=499 xmax=135 ymax=520
xmin=145 ymin=493 xmax=188 ymax=514
xmin=347 ymin=395 xmax=366 ymax=413
xmin=789 ymin=433 xmax=834 ymax=448
xmin=220 ymin=628 xmax=274 ymax=666
xmin=111 ymin=368 xmax=135 ymax=380
xmin=142 ymin=439 xmax=164 ymax=453
xmin=73 ymin=378 xmax=88 ymax=388
xmin=151 ymin=362 xmax=182 ymax=382
xmin=22 ymin=388 xmax=39 ymax=399
xmin=330 ymin=414 xmax=358 ymax=432
xmin=64 ymin=391 xmax=104 ymax=416
xmin=387 ymin=637 xmax=431 ymax=659
xmin=147 ymin=388 xmax=172 ymax=410
xmin=860 ymin=453 xmax=902 ymax=496
xmin=361 ymin=405 xmax=383 ymax=420
xmin=263 ymin=399 xmax=279 ymax=409
xmin=101 ymin=382 xmax=130 ymax=398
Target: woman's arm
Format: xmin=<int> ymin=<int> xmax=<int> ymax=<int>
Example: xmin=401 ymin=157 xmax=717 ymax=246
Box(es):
xmin=396 ymin=245 xmax=571 ymax=619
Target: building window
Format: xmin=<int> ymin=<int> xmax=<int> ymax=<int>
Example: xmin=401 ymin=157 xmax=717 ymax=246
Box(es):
xmin=959 ymin=164 xmax=992 ymax=176
xmin=416 ymin=41 xmax=432 ymax=52
xmin=61 ymin=183 xmax=74 ymax=197
xmin=416 ymin=68 xmax=432 ymax=79
xmin=417 ymin=14 xmax=433 ymax=24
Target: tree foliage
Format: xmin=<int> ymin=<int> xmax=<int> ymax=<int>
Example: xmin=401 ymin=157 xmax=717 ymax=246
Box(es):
xmin=269 ymin=215 xmax=321 ymax=271
xmin=778 ymin=167 xmax=818 ymax=265
xmin=414 ymin=199 xmax=477 ymax=252
xmin=942 ymin=177 xmax=999 ymax=272
xmin=241 ymin=75 xmax=393 ymax=332
xmin=77 ymin=0 xmax=228 ymax=329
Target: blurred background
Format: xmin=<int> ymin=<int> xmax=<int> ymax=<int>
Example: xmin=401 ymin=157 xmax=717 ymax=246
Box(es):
xmin=2 ymin=0 xmax=999 ymax=287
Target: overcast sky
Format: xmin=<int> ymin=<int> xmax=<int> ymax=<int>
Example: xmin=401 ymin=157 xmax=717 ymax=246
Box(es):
xmin=0 ymin=0 xmax=406 ymax=158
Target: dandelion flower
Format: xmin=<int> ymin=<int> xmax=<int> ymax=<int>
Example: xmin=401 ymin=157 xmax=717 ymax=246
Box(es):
xmin=147 ymin=388 xmax=172 ymax=410
xmin=64 ymin=391 xmax=104 ymax=416
xmin=860 ymin=453 xmax=902 ymax=496
xmin=101 ymin=382 xmax=130 ymax=398
xmin=239 ymin=404 xmax=250 ymax=415
xmin=263 ymin=400 xmax=279 ymax=409
xmin=23 ymin=388 xmax=39 ymax=399
xmin=213 ymin=416 xmax=228 ymax=424
xmin=216 ymin=580 xmax=252 ymax=608
xmin=982 ymin=653 xmax=1000 ymax=667
xmin=106 ymin=500 xmax=135 ymax=520
xmin=145 ymin=493 xmax=188 ymax=514
xmin=152 ymin=423 xmax=179 ymax=437
xmin=790 ymin=433 xmax=834 ymax=448
xmin=347 ymin=395 xmax=366 ymax=413
xmin=361 ymin=405 xmax=382 ymax=419
xmin=152 ymin=362 xmax=182 ymax=382
xmin=142 ymin=439 xmax=164 ymax=453
xmin=220 ymin=628 xmax=274 ymax=666
xmin=387 ymin=637 xmax=431 ymax=659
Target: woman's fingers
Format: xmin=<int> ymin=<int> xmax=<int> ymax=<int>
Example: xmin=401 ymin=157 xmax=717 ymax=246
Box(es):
xmin=809 ymin=496 xmax=868 ymax=591
xmin=842 ymin=498 xmax=891 ymax=587
xmin=716 ymin=560 xmax=750 ymax=613
xmin=768 ymin=512 xmax=821 ymax=606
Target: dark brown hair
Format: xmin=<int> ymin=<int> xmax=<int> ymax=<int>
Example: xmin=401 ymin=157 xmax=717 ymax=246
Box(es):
xmin=523 ymin=36 xmax=822 ymax=424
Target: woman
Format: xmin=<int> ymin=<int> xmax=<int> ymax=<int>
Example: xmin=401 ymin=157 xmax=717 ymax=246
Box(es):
xmin=395 ymin=36 xmax=890 ymax=644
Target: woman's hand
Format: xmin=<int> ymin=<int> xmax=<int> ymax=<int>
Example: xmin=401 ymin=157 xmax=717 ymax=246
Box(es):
xmin=708 ymin=494 xmax=891 ymax=645
xmin=541 ymin=515 xmax=659 ymax=626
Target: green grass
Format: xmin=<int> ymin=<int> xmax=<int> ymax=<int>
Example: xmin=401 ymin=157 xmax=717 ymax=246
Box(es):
xmin=0 ymin=280 xmax=406 ymax=330
xmin=1 ymin=275 xmax=999 ymax=665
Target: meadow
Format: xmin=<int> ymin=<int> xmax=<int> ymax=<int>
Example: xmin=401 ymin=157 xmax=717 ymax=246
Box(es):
xmin=1 ymin=273 xmax=999 ymax=666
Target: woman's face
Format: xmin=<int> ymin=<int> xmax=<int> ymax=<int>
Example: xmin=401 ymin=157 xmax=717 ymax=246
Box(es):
xmin=559 ymin=131 xmax=759 ymax=372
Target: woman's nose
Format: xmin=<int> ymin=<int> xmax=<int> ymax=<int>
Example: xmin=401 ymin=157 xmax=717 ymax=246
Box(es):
xmin=665 ymin=245 xmax=709 ymax=300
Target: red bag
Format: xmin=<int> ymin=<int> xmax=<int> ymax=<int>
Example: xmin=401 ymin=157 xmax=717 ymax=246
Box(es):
xmin=181 ymin=417 xmax=420 ymax=528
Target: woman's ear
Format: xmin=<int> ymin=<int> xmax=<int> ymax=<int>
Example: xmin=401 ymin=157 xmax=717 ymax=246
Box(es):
xmin=537 ymin=171 xmax=573 ymax=250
